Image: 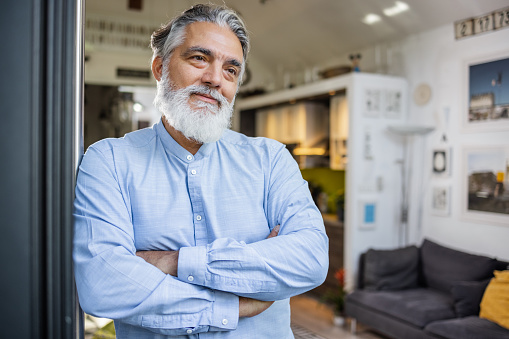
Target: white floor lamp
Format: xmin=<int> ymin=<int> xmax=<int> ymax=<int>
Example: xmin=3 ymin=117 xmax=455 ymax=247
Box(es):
xmin=388 ymin=124 xmax=434 ymax=247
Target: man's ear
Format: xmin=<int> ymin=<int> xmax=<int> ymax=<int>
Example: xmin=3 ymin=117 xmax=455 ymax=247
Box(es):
xmin=152 ymin=56 xmax=163 ymax=81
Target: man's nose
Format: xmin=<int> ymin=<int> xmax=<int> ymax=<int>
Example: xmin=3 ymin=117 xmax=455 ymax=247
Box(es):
xmin=201 ymin=63 xmax=222 ymax=88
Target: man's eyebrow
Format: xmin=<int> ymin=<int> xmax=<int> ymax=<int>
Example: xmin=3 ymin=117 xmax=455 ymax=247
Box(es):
xmin=181 ymin=46 xmax=212 ymax=57
xmin=226 ymin=58 xmax=242 ymax=68
xmin=182 ymin=46 xmax=242 ymax=68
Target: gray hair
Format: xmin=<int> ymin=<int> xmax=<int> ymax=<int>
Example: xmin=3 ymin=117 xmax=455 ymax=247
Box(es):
xmin=150 ymin=4 xmax=250 ymax=82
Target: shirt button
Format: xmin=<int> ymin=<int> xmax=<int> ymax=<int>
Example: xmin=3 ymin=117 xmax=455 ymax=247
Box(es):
xmin=186 ymin=329 xmax=192 ymax=334
xmin=196 ymin=215 xmax=202 ymax=221
xmin=186 ymin=155 xmax=193 ymax=161
xmin=222 ymin=318 xmax=228 ymax=325
xmin=191 ymin=169 xmax=197 ymax=175
xmin=188 ymin=275 xmax=194 ymax=282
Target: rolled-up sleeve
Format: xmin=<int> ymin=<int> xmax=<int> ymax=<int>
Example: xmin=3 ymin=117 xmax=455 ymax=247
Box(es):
xmin=177 ymin=145 xmax=329 ymax=301
xmin=73 ymin=145 xmax=238 ymax=335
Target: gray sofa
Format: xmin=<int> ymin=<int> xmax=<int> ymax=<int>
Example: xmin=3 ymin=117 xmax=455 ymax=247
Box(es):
xmin=345 ymin=239 xmax=509 ymax=339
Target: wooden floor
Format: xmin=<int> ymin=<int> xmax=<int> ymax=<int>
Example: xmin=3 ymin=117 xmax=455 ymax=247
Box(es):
xmin=290 ymin=294 xmax=384 ymax=339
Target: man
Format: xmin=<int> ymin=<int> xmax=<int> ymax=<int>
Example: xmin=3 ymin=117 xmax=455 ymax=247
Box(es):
xmin=73 ymin=4 xmax=328 ymax=338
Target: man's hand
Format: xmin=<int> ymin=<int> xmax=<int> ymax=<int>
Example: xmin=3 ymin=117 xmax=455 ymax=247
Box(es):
xmin=239 ymin=297 xmax=274 ymax=317
xmin=267 ymin=225 xmax=279 ymax=239
xmin=136 ymin=250 xmax=179 ymax=276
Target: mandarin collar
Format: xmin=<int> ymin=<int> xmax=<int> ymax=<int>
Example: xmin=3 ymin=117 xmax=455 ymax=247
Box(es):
xmin=154 ymin=118 xmax=215 ymax=161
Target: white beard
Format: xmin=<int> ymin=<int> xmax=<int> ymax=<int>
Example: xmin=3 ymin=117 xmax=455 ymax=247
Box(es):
xmin=153 ymin=70 xmax=235 ymax=144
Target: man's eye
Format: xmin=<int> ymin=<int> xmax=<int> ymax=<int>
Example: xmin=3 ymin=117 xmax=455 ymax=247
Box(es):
xmin=226 ymin=68 xmax=237 ymax=76
xmin=192 ymin=55 xmax=205 ymax=61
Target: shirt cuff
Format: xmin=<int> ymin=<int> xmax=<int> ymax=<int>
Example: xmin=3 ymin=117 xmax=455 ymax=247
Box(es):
xmin=209 ymin=290 xmax=239 ymax=331
xmin=178 ymin=245 xmax=207 ymax=286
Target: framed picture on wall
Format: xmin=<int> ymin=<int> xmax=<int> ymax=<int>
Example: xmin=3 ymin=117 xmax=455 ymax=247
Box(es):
xmin=463 ymin=53 xmax=509 ymax=132
xmin=384 ymin=90 xmax=402 ymax=118
xmin=431 ymin=186 xmax=451 ymax=217
xmin=432 ymin=148 xmax=451 ymax=177
xmin=363 ymin=89 xmax=381 ymax=118
xmin=359 ymin=200 xmax=377 ymax=230
xmin=461 ymin=146 xmax=509 ymax=226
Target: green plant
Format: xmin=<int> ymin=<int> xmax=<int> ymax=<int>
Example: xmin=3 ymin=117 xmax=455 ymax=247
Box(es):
xmin=322 ymin=268 xmax=346 ymax=315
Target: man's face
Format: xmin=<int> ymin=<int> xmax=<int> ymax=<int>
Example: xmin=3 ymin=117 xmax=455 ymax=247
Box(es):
xmin=166 ymin=21 xmax=243 ymax=107
xmin=152 ymin=22 xmax=244 ymax=144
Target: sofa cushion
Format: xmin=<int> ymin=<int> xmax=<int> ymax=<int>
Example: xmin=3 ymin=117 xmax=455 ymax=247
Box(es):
xmin=451 ymin=279 xmax=490 ymax=317
xmin=364 ymin=245 xmax=419 ymax=291
xmin=480 ymin=270 xmax=509 ymax=330
xmin=347 ymin=288 xmax=455 ymax=328
xmin=420 ymin=239 xmax=497 ymax=294
xmin=425 ymin=316 xmax=509 ymax=339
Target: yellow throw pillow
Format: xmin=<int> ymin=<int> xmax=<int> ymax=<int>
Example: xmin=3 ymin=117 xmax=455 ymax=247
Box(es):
xmin=480 ymin=270 xmax=509 ymax=330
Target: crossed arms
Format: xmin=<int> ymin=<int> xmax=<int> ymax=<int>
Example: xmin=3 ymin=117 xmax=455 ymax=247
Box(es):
xmin=136 ymin=225 xmax=281 ymax=317
xmin=73 ymin=142 xmax=329 ymax=336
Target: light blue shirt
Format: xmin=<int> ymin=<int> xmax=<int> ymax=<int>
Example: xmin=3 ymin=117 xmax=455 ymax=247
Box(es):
xmin=73 ymin=119 xmax=329 ymax=338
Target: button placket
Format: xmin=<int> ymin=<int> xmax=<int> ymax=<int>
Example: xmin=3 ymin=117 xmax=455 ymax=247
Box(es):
xmin=187 ymin=157 xmax=208 ymax=246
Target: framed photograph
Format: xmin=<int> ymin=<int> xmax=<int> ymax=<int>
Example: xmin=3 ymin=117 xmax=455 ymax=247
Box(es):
xmin=363 ymin=89 xmax=381 ymax=118
xmin=431 ymin=186 xmax=451 ymax=217
xmin=463 ymin=53 xmax=509 ymax=132
xmin=432 ymin=148 xmax=451 ymax=177
xmin=384 ymin=90 xmax=402 ymax=118
xmin=359 ymin=201 xmax=376 ymax=230
xmin=461 ymin=146 xmax=509 ymax=226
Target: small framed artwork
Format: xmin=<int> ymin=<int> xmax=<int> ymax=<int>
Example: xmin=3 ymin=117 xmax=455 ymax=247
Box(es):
xmin=461 ymin=146 xmax=509 ymax=226
xmin=431 ymin=186 xmax=451 ymax=217
xmin=364 ymin=89 xmax=381 ymax=118
xmin=384 ymin=90 xmax=402 ymax=118
xmin=432 ymin=148 xmax=451 ymax=177
xmin=359 ymin=201 xmax=376 ymax=229
xmin=463 ymin=53 xmax=509 ymax=132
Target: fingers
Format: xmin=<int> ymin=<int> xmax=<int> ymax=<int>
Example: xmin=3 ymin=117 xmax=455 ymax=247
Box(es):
xmin=267 ymin=225 xmax=280 ymax=239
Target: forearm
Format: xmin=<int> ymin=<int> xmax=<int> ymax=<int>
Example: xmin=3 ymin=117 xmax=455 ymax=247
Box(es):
xmin=136 ymin=250 xmax=179 ymax=276
xmin=177 ymin=225 xmax=329 ymax=301
xmin=135 ymin=226 xmax=280 ymax=277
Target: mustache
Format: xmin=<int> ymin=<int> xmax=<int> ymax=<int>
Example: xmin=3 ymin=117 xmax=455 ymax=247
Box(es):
xmin=184 ymin=85 xmax=229 ymax=107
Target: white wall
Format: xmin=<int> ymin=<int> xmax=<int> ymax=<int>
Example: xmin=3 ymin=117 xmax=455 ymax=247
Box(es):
xmin=309 ymin=25 xmax=509 ymax=263
xmin=400 ymin=26 xmax=509 ymax=261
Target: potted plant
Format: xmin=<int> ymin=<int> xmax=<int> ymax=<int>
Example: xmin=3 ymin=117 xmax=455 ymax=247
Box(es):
xmin=323 ymin=268 xmax=347 ymax=326
xmin=335 ymin=191 xmax=345 ymax=222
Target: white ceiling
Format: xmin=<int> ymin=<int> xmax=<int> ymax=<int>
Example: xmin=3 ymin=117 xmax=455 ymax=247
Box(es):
xmin=86 ymin=0 xmax=509 ymax=74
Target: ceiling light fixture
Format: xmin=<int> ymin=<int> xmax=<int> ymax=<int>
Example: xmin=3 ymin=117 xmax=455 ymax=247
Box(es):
xmin=383 ymin=1 xmax=409 ymax=16
xmin=362 ymin=14 xmax=381 ymax=25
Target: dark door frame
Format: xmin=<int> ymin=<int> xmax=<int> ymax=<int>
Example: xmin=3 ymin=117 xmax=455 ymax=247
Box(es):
xmin=0 ymin=0 xmax=84 ymax=338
